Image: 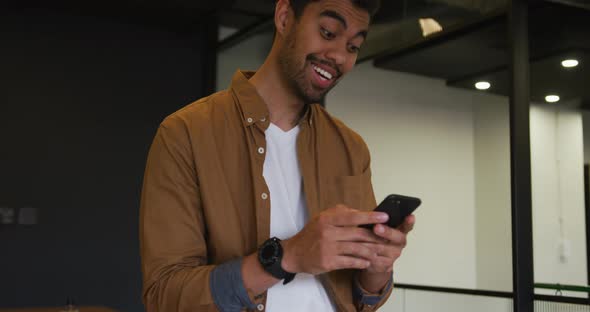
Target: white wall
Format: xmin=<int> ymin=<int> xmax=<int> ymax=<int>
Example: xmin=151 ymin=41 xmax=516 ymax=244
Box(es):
xmin=472 ymin=94 xmax=513 ymax=292
xmin=217 ymin=27 xmax=271 ymax=91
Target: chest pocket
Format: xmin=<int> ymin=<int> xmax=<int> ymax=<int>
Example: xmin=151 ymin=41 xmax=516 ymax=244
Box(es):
xmin=321 ymin=170 xmax=372 ymax=212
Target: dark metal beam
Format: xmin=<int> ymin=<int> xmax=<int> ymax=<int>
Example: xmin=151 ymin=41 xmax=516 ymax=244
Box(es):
xmin=586 ymin=165 xmax=590 ymax=299
xmin=394 ymin=283 xmax=513 ymax=298
xmin=508 ymin=0 xmax=534 ymax=311
xmin=367 ymin=10 xmax=505 ymax=65
xmin=533 ymin=294 xmax=590 ymax=305
xmin=544 ymin=0 xmax=590 ymax=10
xmin=395 ymin=283 xmax=590 ymax=305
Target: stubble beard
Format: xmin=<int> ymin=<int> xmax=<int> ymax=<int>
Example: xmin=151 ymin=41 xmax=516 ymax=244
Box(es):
xmin=277 ymin=29 xmax=328 ymax=105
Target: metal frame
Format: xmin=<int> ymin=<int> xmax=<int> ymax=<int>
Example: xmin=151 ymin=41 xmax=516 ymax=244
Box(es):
xmin=508 ymin=1 xmax=535 ymax=311
xmin=395 ymin=283 xmax=513 ymax=298
xmin=395 ymin=283 xmax=590 ymax=305
xmin=369 ymin=11 xmax=505 ymax=66
xmin=218 ymin=18 xmax=274 ymax=52
xmin=544 ymin=0 xmax=590 ymax=10
xmin=586 ymin=165 xmax=590 ymax=298
xmin=534 ymin=294 xmax=590 ymax=305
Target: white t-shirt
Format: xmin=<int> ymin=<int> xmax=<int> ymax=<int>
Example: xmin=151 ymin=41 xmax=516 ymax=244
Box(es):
xmin=262 ymin=123 xmax=335 ymax=312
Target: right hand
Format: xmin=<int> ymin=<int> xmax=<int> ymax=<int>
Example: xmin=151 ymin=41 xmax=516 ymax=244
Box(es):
xmin=280 ymin=204 xmax=390 ymax=275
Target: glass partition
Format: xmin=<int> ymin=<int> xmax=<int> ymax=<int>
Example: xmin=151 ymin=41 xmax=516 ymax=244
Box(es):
xmin=529 ymin=1 xmax=590 ymax=299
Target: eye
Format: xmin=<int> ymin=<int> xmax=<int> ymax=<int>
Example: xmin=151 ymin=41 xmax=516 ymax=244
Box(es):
xmin=320 ymin=27 xmax=335 ymax=40
xmin=348 ymin=44 xmax=360 ymax=54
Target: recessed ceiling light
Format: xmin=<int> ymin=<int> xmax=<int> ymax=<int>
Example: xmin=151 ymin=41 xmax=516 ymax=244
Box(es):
xmin=475 ymin=81 xmax=491 ymax=90
xmin=419 ymin=18 xmax=443 ymax=37
xmin=545 ymin=95 xmax=560 ymax=103
xmin=561 ymin=59 xmax=579 ymax=68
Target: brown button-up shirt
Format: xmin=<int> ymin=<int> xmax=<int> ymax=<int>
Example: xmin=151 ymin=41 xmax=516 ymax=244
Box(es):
xmin=140 ymin=70 xmax=392 ymax=311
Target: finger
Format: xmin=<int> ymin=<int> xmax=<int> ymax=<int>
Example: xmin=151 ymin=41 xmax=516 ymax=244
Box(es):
xmin=337 ymin=242 xmax=382 ymax=260
xmin=374 ymin=224 xmax=407 ymax=246
xmin=333 ymin=227 xmax=388 ymax=244
xmin=328 ymin=204 xmax=354 ymax=213
xmin=369 ymin=255 xmax=395 ymax=270
xmin=331 ymin=256 xmax=371 ymax=270
xmin=398 ymin=214 xmax=416 ymax=234
xmin=378 ymin=244 xmax=403 ymax=260
xmin=327 ymin=209 xmax=388 ymax=227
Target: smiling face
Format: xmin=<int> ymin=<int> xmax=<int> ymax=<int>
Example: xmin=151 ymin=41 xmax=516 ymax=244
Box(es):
xmin=276 ymin=0 xmax=370 ymax=104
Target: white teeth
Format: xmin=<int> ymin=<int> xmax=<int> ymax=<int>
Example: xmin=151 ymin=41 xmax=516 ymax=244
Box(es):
xmin=313 ymin=65 xmax=333 ymax=80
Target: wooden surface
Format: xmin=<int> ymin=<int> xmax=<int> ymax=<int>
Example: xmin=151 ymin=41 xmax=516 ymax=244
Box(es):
xmin=0 ymin=307 xmax=118 ymax=312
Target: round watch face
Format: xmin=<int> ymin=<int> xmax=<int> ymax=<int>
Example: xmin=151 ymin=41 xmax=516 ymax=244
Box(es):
xmin=260 ymin=241 xmax=279 ymax=266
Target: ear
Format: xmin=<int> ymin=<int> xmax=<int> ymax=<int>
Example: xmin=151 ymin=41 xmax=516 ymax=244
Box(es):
xmin=274 ymin=0 xmax=292 ymax=37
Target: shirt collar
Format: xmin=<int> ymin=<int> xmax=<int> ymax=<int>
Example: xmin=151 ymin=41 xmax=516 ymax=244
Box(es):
xmin=229 ymin=70 xmax=313 ymax=128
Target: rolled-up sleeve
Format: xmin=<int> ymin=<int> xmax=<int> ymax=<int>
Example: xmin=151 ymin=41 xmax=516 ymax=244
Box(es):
xmin=352 ymin=272 xmax=394 ymax=311
xmin=210 ymin=258 xmax=256 ymax=311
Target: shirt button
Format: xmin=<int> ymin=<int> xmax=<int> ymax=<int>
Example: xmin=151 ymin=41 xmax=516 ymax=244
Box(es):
xmin=261 ymin=193 xmax=268 ymax=200
xmin=247 ymin=117 xmax=253 ymax=123
xmin=258 ymin=147 xmax=265 ymax=154
xmin=257 ymin=304 xmax=264 ymax=311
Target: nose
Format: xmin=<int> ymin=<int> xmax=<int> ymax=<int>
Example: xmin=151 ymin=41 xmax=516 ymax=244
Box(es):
xmin=324 ymin=43 xmax=347 ymax=67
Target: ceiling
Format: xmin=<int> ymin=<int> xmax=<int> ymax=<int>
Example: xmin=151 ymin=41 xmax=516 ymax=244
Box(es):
xmin=4 ymin=0 xmax=588 ymax=106
xmin=2 ymin=0 xmax=236 ymax=32
xmin=372 ymin=1 xmax=590 ymax=106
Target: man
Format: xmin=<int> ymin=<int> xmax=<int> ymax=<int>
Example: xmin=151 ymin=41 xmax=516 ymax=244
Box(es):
xmin=140 ymin=0 xmax=416 ymax=311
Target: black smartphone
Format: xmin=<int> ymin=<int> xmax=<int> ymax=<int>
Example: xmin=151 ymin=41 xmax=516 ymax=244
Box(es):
xmin=360 ymin=194 xmax=421 ymax=229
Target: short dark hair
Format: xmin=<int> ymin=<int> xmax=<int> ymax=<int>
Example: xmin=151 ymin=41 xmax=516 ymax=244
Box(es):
xmin=289 ymin=0 xmax=381 ymax=19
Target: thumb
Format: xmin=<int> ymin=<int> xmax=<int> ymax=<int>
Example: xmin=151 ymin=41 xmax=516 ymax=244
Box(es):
xmin=398 ymin=214 xmax=416 ymax=234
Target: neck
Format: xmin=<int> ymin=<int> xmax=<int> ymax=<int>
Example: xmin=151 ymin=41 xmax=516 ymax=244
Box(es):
xmin=249 ymin=49 xmax=306 ymax=132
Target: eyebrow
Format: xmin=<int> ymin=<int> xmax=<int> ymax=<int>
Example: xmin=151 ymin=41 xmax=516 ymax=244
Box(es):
xmin=320 ymin=10 xmax=368 ymax=39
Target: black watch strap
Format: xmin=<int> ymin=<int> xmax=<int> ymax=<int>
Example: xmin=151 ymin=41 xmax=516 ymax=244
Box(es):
xmin=258 ymin=237 xmax=296 ymax=284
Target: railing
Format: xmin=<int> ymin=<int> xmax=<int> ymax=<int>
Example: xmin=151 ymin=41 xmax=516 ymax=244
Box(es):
xmin=534 ymin=283 xmax=590 ymax=311
xmin=535 ymin=283 xmax=590 ymax=296
xmin=380 ymin=283 xmax=589 ymax=312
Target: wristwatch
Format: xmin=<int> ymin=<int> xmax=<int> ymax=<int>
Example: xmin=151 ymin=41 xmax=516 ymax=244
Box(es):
xmin=258 ymin=237 xmax=296 ymax=285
